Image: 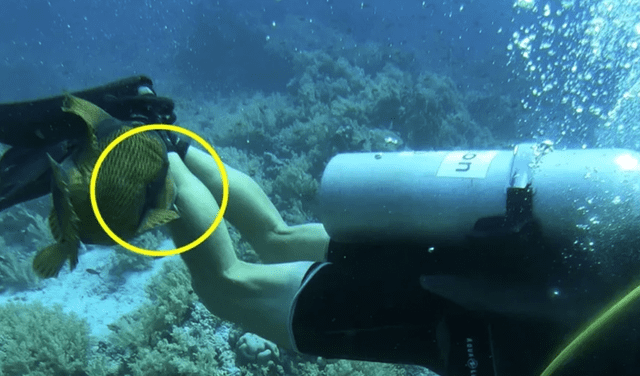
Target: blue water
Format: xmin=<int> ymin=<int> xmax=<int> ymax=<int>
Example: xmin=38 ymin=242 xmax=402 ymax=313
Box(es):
xmin=1 ymin=0 xmax=518 ymax=94
xmin=3 ymin=0 xmax=638 ymax=149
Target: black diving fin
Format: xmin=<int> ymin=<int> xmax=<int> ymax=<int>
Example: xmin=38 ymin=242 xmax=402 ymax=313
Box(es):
xmin=0 ymin=75 xmax=175 ymax=148
xmin=0 ymin=75 xmax=177 ymax=213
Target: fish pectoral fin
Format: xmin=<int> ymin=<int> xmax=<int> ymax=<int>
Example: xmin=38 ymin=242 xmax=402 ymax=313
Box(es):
xmin=137 ymin=209 xmax=180 ymax=234
xmin=33 ymin=240 xmax=79 ymax=279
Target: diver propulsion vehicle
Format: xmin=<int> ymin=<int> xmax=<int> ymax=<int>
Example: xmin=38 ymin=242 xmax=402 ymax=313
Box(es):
xmin=293 ymin=143 xmax=640 ymax=376
xmin=320 ymin=142 xmax=640 ymax=253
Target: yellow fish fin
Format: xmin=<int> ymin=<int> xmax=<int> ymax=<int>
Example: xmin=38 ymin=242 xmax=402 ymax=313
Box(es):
xmin=41 ymin=154 xmax=81 ymax=279
xmin=158 ymin=174 xmax=177 ymax=210
xmin=137 ymin=209 xmax=180 ymax=234
xmin=61 ymin=95 xmax=106 ymax=153
xmin=48 ymin=209 xmax=61 ymax=241
xmin=33 ymin=240 xmax=80 ymax=278
xmin=61 ymin=94 xmax=112 ymax=131
xmin=47 ymin=154 xmax=81 ymax=241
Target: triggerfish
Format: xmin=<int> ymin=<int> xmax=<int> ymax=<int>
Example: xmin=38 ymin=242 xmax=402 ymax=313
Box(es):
xmin=33 ymin=95 xmax=179 ymax=278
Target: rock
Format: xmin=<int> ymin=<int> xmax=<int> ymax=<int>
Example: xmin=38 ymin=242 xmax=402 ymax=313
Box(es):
xmin=236 ymin=332 xmax=280 ymax=365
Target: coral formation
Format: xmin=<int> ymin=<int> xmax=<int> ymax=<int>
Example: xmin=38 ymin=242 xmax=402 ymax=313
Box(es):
xmin=0 ymin=245 xmax=38 ymax=292
xmin=0 ymin=302 xmax=90 ymax=375
xmin=185 ymin=45 xmax=500 ymax=227
xmin=109 ymin=260 xmax=197 ymax=350
xmin=293 ymin=359 xmax=409 ymax=376
xmin=90 ymin=259 xmax=221 ymax=375
xmin=236 ymin=332 xmax=280 ymax=366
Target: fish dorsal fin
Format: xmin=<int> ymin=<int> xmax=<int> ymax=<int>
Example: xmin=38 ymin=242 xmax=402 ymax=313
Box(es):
xmin=61 ymin=94 xmax=112 ymax=130
xmin=136 ymin=208 xmax=180 ymax=234
xmin=61 ymin=95 xmax=107 ymax=154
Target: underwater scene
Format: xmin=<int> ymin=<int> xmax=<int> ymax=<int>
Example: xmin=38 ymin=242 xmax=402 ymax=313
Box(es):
xmin=1 ymin=0 xmax=640 ymax=375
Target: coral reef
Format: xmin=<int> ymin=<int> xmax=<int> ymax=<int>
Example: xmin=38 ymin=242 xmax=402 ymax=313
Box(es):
xmin=0 ymin=205 xmax=50 ymax=292
xmin=180 ymin=46 xmax=499 ymax=226
xmin=0 ymin=244 xmax=38 ymax=293
xmin=94 ymin=259 xmax=242 ymax=376
xmin=108 ymin=259 xmax=197 ymax=350
xmin=90 ymin=302 xmax=232 ymax=376
xmin=0 ymin=203 xmax=53 ymax=248
xmin=293 ymin=359 xmax=409 ymax=376
xmin=0 ymin=302 xmax=90 ymax=375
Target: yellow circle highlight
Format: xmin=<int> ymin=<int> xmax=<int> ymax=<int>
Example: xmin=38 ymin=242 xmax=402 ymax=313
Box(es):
xmin=90 ymin=124 xmax=229 ymax=257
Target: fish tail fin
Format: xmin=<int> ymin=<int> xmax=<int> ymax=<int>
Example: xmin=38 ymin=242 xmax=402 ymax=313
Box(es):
xmin=32 ymin=240 xmax=79 ymax=278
